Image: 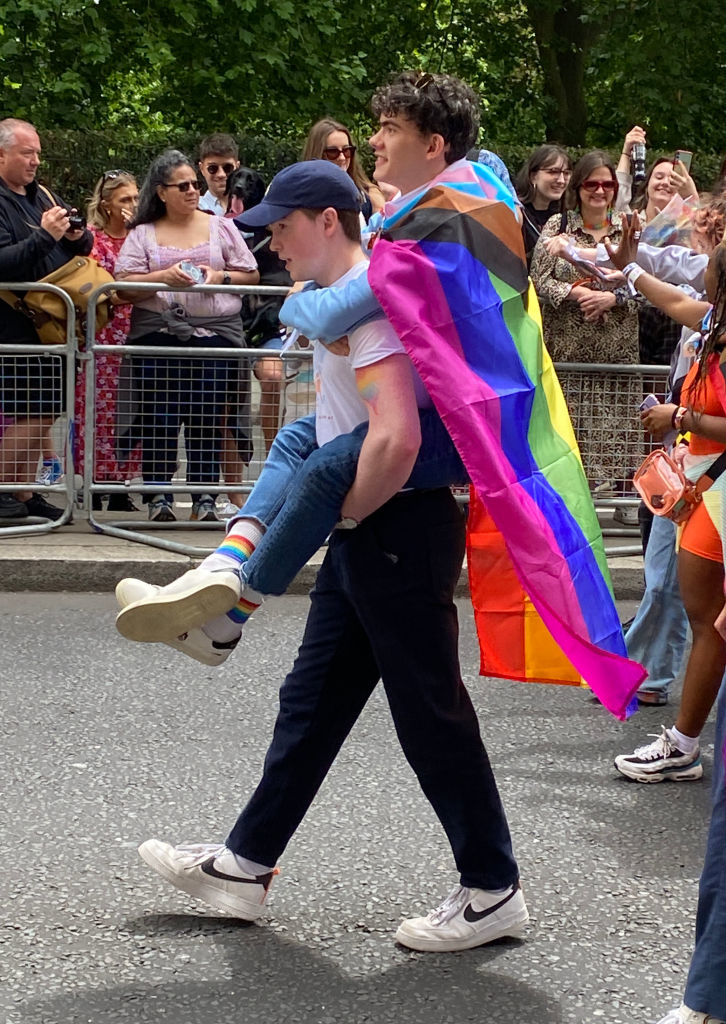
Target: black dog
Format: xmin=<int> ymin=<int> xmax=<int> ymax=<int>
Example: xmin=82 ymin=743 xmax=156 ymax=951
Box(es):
xmin=225 ymin=166 xmax=266 ymax=212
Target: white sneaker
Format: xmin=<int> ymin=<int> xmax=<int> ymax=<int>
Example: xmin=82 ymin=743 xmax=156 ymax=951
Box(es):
xmin=656 ymin=1006 xmax=726 ymax=1024
xmin=138 ymin=839 xmax=277 ymax=920
xmin=614 ymin=726 xmax=703 ymax=783
xmin=115 ymin=578 xmax=239 ymax=667
xmin=115 ymin=566 xmax=240 ymax=643
xmin=395 ymin=881 xmax=528 ymax=952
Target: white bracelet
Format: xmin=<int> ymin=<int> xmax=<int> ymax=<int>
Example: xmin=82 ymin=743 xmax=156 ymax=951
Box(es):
xmin=623 ymin=262 xmax=644 ymax=287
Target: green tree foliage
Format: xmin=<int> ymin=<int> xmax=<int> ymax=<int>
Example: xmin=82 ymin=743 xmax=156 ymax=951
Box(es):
xmin=1 ymin=0 xmax=724 ymax=182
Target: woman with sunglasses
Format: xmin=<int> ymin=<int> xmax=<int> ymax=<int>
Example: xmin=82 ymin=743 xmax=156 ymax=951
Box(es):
xmin=531 ymin=150 xmax=641 ymax=495
xmin=302 ymin=118 xmax=384 ymax=221
xmin=515 ymin=144 xmax=572 ymax=266
xmin=115 ymin=149 xmax=259 ymax=523
xmin=72 ymin=170 xmax=141 ymax=512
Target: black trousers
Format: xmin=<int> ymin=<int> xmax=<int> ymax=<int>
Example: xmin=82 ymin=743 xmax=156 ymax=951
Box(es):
xmin=226 ymin=487 xmax=518 ymax=890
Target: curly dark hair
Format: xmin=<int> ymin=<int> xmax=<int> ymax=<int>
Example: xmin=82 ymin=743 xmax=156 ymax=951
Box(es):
xmin=371 ymin=71 xmax=480 ymax=164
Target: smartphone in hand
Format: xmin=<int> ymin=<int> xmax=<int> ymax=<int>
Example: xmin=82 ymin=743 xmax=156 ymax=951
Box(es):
xmin=674 ymin=149 xmax=693 ymax=174
xmin=639 ymin=393 xmax=660 ymax=412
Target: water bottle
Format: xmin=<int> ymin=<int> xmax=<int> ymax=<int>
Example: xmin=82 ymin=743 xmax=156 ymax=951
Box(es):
xmin=631 ymin=143 xmax=647 ymax=185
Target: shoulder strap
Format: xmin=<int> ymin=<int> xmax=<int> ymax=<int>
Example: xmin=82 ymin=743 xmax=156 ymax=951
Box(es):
xmin=37 ymin=183 xmax=57 ymax=210
xmin=560 ymin=210 xmax=568 ymax=234
xmin=699 ymin=449 xmax=726 ymax=491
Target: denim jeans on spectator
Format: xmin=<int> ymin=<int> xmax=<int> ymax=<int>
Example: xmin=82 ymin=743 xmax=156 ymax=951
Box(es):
xmin=625 ymin=513 xmax=689 ymax=698
xmin=133 ymin=332 xmax=238 ymax=503
xmin=237 ymin=408 xmax=469 ymax=596
xmin=226 ymin=487 xmax=518 ymax=889
xmin=683 ymin=677 xmax=726 ymax=1019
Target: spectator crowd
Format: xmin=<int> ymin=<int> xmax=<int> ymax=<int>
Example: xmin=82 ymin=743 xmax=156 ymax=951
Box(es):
xmin=3 ymin=80 xmax=726 ymax=1024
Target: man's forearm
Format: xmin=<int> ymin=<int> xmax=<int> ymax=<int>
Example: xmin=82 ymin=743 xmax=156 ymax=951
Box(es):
xmin=340 ymin=432 xmax=420 ymax=523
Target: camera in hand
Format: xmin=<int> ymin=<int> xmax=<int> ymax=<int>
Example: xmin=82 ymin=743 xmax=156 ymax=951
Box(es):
xmin=631 ymin=143 xmax=647 ymax=185
xmin=67 ymin=208 xmax=86 ymax=231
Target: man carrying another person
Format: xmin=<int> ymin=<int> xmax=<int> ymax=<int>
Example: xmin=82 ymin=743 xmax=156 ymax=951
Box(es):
xmin=132 ymin=119 xmax=528 ymax=952
xmin=0 ymin=117 xmax=93 ymax=521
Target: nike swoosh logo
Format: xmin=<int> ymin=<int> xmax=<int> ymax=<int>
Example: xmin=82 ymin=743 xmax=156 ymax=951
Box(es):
xmin=200 ymin=857 xmax=272 ymax=888
xmin=463 ymin=883 xmax=519 ymax=923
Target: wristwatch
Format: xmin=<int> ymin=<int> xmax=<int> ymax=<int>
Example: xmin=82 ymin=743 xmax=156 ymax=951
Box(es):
xmin=336 ymin=516 xmax=359 ymax=530
xmin=672 ymin=405 xmax=689 ymax=431
xmin=222 ymin=272 xmax=231 ymax=285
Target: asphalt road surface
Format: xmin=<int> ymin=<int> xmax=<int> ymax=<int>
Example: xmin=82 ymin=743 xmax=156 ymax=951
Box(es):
xmin=1 ymin=593 xmax=714 ymax=1024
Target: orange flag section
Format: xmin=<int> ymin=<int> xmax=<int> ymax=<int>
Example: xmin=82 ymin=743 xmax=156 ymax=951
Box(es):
xmin=467 ymin=488 xmax=583 ymax=685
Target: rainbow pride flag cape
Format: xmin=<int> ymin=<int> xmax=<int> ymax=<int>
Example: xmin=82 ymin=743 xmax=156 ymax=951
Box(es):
xmin=368 ymin=160 xmax=645 ymax=719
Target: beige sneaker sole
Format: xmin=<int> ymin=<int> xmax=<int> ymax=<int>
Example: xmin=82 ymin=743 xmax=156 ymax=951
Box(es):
xmin=115 ymin=570 xmax=240 ymax=642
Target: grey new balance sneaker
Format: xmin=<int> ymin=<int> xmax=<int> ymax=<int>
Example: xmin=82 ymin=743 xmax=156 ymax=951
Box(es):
xmin=138 ymin=839 xmax=277 ymax=920
xmin=395 ymin=881 xmax=528 ymax=952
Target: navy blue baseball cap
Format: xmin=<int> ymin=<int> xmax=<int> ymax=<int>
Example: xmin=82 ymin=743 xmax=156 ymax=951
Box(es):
xmin=235 ymin=160 xmax=361 ymax=228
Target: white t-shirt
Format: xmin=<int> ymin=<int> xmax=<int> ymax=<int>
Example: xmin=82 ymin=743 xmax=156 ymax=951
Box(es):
xmin=313 ymin=260 xmax=431 ymax=446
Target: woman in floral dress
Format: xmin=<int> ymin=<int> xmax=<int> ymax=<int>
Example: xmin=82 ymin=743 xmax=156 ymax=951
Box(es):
xmin=75 ymin=170 xmax=141 ymax=511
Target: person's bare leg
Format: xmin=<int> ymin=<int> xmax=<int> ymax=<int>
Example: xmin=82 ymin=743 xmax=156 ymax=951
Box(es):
xmin=0 ymin=417 xmax=51 ymax=501
xmin=254 ymin=357 xmax=283 ymax=453
xmin=676 ymin=549 xmax=726 ymax=738
xmin=221 ymin=429 xmax=245 ymax=508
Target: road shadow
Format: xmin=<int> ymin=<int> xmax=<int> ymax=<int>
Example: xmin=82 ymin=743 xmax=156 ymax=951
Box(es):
xmin=23 ymin=913 xmax=561 ymax=1024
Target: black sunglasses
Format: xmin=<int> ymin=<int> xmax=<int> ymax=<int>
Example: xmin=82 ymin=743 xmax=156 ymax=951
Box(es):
xmin=204 ymin=162 xmax=237 ymax=176
xmin=164 ymin=180 xmax=201 ymax=193
xmin=323 ymin=145 xmax=356 ymax=162
xmin=101 ymin=168 xmax=129 ymax=188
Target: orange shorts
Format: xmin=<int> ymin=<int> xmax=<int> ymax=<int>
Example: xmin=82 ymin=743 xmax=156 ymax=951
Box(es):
xmin=680 ymin=500 xmax=724 ymax=563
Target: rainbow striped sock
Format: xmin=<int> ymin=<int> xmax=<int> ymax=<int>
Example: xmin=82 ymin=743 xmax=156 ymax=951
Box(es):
xmin=202 ymin=586 xmax=265 ymax=643
xmin=227 ymin=592 xmax=263 ymax=626
xmin=200 ymin=520 xmax=264 ymax=574
xmin=216 ymin=533 xmax=256 ymax=565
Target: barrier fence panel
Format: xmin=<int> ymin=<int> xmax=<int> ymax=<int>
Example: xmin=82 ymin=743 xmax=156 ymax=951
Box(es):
xmin=0 ymin=276 xmax=675 ymax=561
xmin=0 ymin=282 xmax=76 ymax=534
xmin=555 ymin=361 xmax=671 ymax=556
xmin=83 ymin=281 xmax=301 ymax=555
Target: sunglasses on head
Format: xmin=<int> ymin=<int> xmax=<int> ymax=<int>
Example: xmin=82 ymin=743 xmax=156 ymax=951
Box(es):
xmin=205 ymin=162 xmax=236 ymax=176
xmin=323 ymin=145 xmax=356 ymax=161
xmin=164 ymin=179 xmax=201 ymax=193
xmin=101 ymin=168 xmax=128 ymax=187
xmin=580 ymin=179 xmax=617 ymax=193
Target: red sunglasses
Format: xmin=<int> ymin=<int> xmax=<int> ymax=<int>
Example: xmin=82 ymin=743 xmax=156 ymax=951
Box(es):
xmin=580 ymin=179 xmax=617 ymax=193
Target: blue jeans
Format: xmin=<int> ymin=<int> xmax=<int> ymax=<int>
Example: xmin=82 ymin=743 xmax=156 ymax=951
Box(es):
xmin=625 ymin=514 xmax=689 ymax=697
xmin=683 ymin=678 xmax=726 ymax=1018
xmin=237 ymin=409 xmax=469 ymax=596
xmin=225 ymin=487 xmax=518 ymax=888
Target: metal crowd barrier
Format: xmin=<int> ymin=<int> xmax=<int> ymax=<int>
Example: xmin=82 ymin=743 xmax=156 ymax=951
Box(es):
xmin=83 ymin=281 xmax=303 ymax=554
xmin=0 ymin=281 xmax=76 ymax=534
xmin=0 ymin=275 xmax=672 ymax=559
xmin=555 ymin=362 xmax=670 ymax=556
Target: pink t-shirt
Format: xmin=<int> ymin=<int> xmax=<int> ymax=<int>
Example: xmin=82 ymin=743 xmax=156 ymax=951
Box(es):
xmin=115 ymin=216 xmax=256 ymax=325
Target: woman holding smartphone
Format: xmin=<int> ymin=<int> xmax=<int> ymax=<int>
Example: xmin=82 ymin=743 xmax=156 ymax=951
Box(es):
xmin=115 ymin=149 xmax=259 ymax=523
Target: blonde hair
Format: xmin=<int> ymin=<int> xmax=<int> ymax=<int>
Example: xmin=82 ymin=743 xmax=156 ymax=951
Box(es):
xmin=87 ymin=171 xmax=137 ymax=229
